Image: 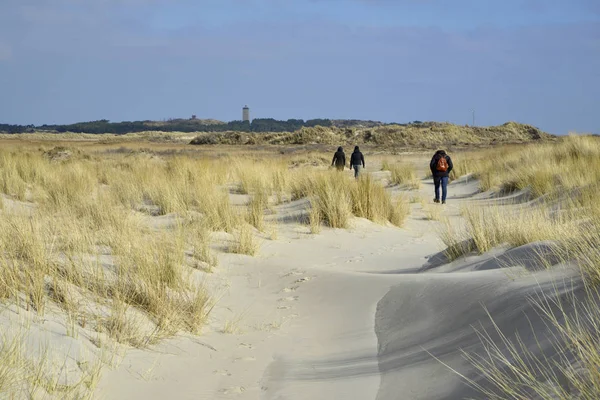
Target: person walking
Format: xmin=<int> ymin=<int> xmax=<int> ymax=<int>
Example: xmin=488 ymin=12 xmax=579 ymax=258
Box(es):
xmin=350 ymin=146 xmax=365 ymax=179
xmin=331 ymin=147 xmax=346 ymax=171
xmin=430 ymin=150 xmax=453 ymax=204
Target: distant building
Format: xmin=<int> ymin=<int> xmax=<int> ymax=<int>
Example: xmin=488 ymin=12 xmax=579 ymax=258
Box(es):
xmin=191 ymin=114 xmax=197 ymax=120
xmin=242 ymin=105 xmax=250 ymax=122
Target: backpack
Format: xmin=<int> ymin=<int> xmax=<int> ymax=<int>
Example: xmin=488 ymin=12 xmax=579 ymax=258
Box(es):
xmin=436 ymin=155 xmax=449 ymax=172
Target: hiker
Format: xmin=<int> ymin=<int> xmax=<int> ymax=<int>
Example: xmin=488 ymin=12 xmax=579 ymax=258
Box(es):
xmin=430 ymin=150 xmax=453 ymax=204
xmin=331 ymin=146 xmax=346 ymax=171
xmin=350 ymin=146 xmax=365 ymax=179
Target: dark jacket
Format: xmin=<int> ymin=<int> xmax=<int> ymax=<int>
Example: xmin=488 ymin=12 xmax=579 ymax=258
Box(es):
xmin=350 ymin=147 xmax=365 ymax=168
xmin=332 ymin=147 xmax=346 ymax=168
xmin=430 ymin=150 xmax=453 ymax=178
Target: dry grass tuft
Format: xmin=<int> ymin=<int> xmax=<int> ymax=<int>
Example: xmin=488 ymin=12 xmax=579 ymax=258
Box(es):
xmin=352 ymin=175 xmax=411 ymax=225
xmin=423 ymin=202 xmax=442 ymax=221
xmin=380 ymin=159 xmax=392 ymax=171
xmin=308 ymin=205 xmax=322 ymax=234
xmin=351 ymin=175 xmax=393 ymax=223
xmin=300 ymin=172 xmax=410 ymax=229
xmin=389 ymin=196 xmax=411 ymax=227
xmin=247 ymin=190 xmax=268 ymax=232
xmin=307 ymin=173 xmax=353 ymax=229
xmin=230 ymin=224 xmax=260 ymax=256
xmin=388 ymin=163 xmax=421 ymax=189
xmin=0 ymin=330 xmax=105 ymax=399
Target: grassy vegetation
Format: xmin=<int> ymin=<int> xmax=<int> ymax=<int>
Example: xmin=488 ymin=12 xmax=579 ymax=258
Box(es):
xmin=0 ymin=329 xmax=106 ymax=399
xmin=298 ymin=172 xmax=410 ymax=230
xmin=0 ymin=129 xmax=591 ymax=399
xmin=230 ymin=224 xmax=260 ymax=256
xmin=190 ymin=121 xmax=553 ymax=149
xmin=433 ymin=135 xmax=600 ymax=398
xmin=447 ymin=136 xmax=599 ymax=196
xmin=423 ymin=203 xmax=442 ymax=221
xmin=0 ymin=143 xmax=407 ymax=394
xmin=0 ymin=148 xmax=232 ymax=395
xmin=435 ymin=282 xmax=600 ymax=400
xmin=440 ymin=136 xmax=600 ymax=261
xmin=0 ymin=141 xmax=413 ymax=397
xmin=382 ymin=162 xmax=421 ymax=189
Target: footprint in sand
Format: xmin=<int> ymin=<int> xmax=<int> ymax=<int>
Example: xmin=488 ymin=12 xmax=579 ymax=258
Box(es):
xmin=345 ymin=257 xmax=364 ymax=264
xmin=281 ymin=286 xmax=299 ymax=293
xmin=213 ymin=369 xmax=232 ymax=376
xmin=277 ymin=305 xmax=292 ymax=310
xmin=294 ymin=277 xmax=312 ymax=283
xmin=234 ymin=356 xmax=256 ymax=362
xmin=282 ymin=270 xmax=305 ymax=278
xmin=220 ymin=386 xmax=246 ymax=395
xmin=278 ymin=296 xmax=299 ymax=302
xmin=239 ymin=343 xmax=254 ymax=349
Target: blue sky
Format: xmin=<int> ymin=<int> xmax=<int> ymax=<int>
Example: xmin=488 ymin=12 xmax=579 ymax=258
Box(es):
xmin=0 ymin=0 xmax=598 ymax=134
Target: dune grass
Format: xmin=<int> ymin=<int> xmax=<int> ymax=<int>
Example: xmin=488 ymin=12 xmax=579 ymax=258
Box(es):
xmin=247 ymin=189 xmax=269 ymax=232
xmin=0 ymin=329 xmax=106 ymax=399
xmin=440 ymin=136 xmax=600 ymax=263
xmin=0 ymin=149 xmax=272 ymax=327
xmin=0 ymin=144 xmax=416 ymax=397
xmin=304 ymin=173 xmax=353 ymax=229
xmin=423 ymin=202 xmax=443 ymax=221
xmin=437 ymin=285 xmax=600 ymax=400
xmin=445 ymin=261 xmax=600 ymax=400
xmin=450 ymin=136 xmax=600 ymax=196
xmin=184 ymin=217 xmax=219 ymax=272
xmin=0 ymin=149 xmax=228 ymax=396
xmin=189 ymin=121 xmax=551 ymax=148
xmin=230 ymin=224 xmax=260 ymax=256
xmin=387 ymin=163 xmax=421 ymax=189
xmin=432 ymin=136 xmax=600 ymax=398
xmin=308 ymin=205 xmax=322 ymax=234
xmin=380 ymin=159 xmax=392 ymax=171
xmin=301 ymin=172 xmax=410 ymax=230
xmin=352 ymin=174 xmax=410 ymax=225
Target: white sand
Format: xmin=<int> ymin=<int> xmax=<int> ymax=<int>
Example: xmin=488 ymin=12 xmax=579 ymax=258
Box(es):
xmin=1 ymin=161 xmax=583 ymax=400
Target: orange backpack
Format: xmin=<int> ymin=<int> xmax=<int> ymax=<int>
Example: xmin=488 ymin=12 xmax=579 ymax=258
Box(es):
xmin=436 ymin=155 xmax=449 ymax=172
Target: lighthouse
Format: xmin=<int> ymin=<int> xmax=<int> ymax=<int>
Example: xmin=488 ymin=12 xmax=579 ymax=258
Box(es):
xmin=242 ymin=105 xmax=250 ymax=122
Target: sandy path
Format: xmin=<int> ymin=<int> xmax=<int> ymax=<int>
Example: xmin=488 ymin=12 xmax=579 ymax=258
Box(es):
xmin=97 ymin=164 xmax=580 ymax=400
xmin=97 ymin=211 xmax=441 ymax=399
xmin=97 ymin=163 xmax=445 ymax=399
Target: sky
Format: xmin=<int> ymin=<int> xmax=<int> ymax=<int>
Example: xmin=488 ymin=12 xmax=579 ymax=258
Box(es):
xmin=0 ymin=0 xmax=598 ymax=134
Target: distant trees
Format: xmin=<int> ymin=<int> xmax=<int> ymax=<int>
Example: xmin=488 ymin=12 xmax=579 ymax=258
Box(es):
xmin=0 ymin=118 xmax=335 ymax=135
xmin=306 ymin=119 xmax=333 ymax=127
xmin=0 ymin=124 xmax=34 ymax=133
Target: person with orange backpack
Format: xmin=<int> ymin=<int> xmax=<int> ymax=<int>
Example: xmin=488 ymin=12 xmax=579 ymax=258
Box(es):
xmin=429 ymin=150 xmax=453 ymax=204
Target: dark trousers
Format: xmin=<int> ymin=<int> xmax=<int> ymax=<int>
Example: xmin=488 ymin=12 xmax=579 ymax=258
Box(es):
xmin=434 ymin=176 xmax=449 ymax=202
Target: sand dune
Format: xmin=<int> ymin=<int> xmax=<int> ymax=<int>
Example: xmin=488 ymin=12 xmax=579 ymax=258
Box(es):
xmin=5 ymin=161 xmax=580 ymax=400
xmin=261 ymin=176 xmax=581 ymax=400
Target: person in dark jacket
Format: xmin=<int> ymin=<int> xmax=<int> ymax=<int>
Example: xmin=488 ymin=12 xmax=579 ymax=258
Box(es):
xmin=430 ymin=150 xmax=453 ymax=204
xmin=350 ymin=146 xmax=365 ymax=179
xmin=331 ymin=147 xmax=346 ymax=171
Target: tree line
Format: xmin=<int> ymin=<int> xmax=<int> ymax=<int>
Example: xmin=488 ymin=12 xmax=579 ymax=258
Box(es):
xmin=0 ymin=118 xmax=429 ymax=135
xmin=0 ymin=118 xmax=338 ymax=135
